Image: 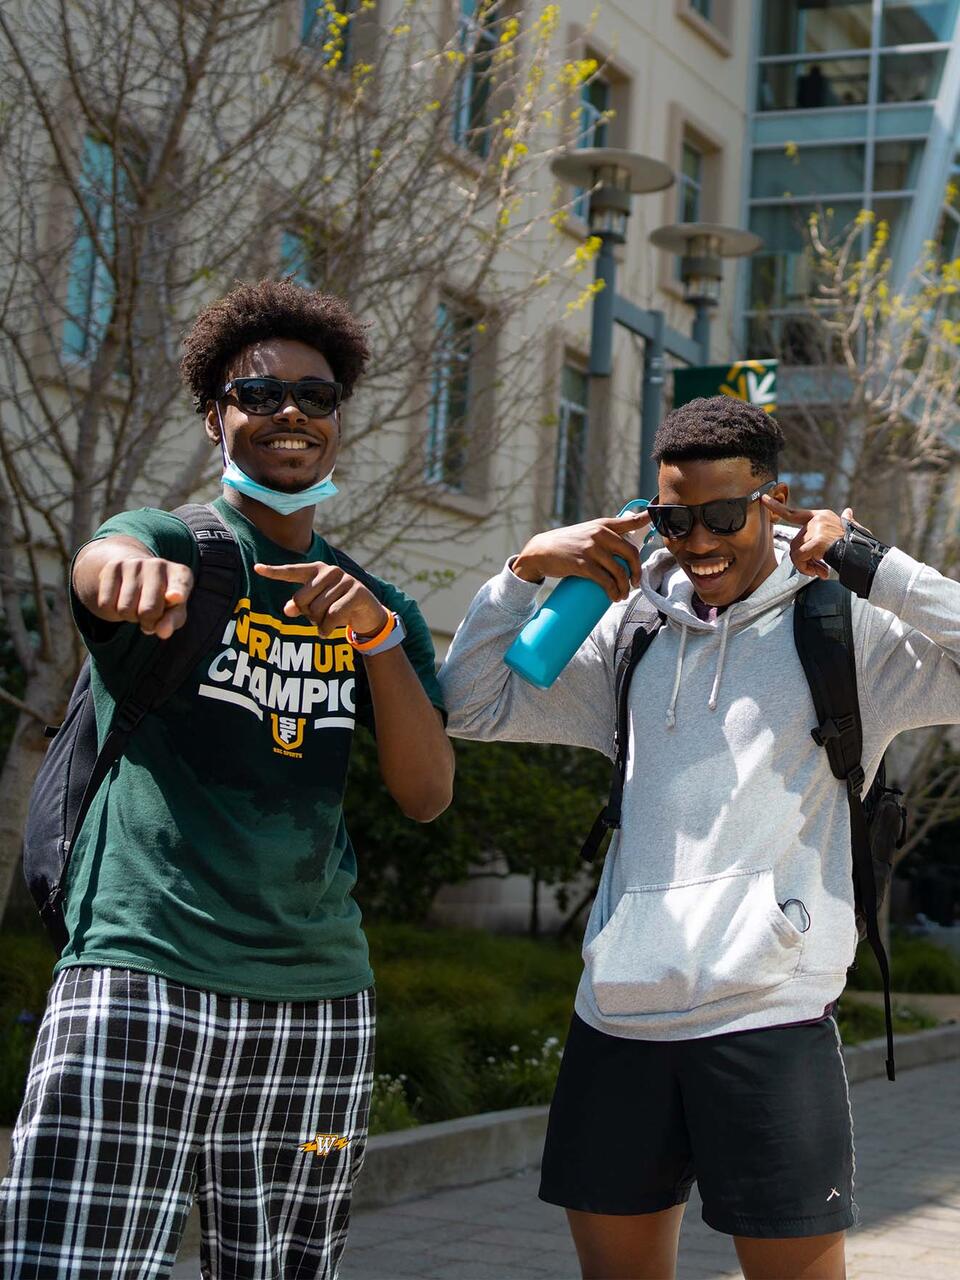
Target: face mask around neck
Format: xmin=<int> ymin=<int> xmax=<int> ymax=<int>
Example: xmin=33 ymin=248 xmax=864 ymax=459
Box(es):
xmin=216 ymin=404 xmax=338 ymax=516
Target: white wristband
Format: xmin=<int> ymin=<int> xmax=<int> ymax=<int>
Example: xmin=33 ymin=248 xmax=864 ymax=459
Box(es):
xmin=357 ymin=611 xmax=406 ymax=656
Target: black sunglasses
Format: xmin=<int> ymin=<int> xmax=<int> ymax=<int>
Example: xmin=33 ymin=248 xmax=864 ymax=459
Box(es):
xmin=222 ymin=376 xmax=342 ymax=419
xmin=646 ymin=481 xmax=777 ymax=540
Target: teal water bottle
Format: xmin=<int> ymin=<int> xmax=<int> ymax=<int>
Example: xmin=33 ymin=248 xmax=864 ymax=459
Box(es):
xmin=504 ymin=499 xmax=652 ymax=689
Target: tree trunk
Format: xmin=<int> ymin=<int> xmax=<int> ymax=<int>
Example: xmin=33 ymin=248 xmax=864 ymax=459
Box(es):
xmin=0 ymin=663 xmax=70 ymax=920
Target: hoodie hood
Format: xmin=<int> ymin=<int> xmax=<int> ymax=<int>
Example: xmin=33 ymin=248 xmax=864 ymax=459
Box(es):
xmin=640 ymin=527 xmax=808 ymax=727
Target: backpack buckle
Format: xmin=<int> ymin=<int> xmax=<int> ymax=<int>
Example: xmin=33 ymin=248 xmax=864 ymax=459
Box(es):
xmin=811 ymin=713 xmax=856 ymax=747
xmin=846 ymin=765 xmax=865 ymax=798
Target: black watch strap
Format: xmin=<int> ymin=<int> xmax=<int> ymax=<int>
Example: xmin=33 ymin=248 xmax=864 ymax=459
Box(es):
xmin=823 ymin=520 xmax=890 ymax=598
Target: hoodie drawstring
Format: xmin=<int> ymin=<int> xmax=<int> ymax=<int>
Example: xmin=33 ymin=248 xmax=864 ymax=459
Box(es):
xmin=708 ymin=611 xmax=732 ymax=712
xmin=665 ymin=624 xmax=688 ymax=729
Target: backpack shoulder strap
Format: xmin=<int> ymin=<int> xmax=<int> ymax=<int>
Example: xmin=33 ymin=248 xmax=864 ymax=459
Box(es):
xmin=64 ymin=504 xmax=241 ymax=858
xmin=792 ymin=578 xmax=863 ymax=791
xmin=793 ymin=577 xmax=895 ymax=1081
xmin=581 ymin=596 xmax=664 ymax=863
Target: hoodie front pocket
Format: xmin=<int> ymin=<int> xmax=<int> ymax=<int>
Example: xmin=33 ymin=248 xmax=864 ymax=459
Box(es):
xmin=586 ymin=867 xmax=804 ymax=1016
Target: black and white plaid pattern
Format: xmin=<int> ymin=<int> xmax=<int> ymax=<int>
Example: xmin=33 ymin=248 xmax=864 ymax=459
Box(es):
xmin=0 ymin=967 xmax=374 ymax=1279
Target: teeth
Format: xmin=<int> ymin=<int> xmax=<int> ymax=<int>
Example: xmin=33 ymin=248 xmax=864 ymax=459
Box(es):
xmin=689 ymin=562 xmax=731 ymax=577
xmin=265 ymin=439 xmax=312 ymax=450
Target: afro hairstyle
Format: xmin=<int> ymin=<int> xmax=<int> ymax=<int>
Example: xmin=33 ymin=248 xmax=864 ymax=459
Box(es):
xmin=652 ymin=395 xmax=785 ymax=480
xmin=180 ymin=279 xmax=371 ymax=414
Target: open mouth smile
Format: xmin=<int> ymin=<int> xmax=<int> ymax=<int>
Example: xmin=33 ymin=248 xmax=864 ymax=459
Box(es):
xmin=686 ymin=559 xmax=733 ymax=584
xmin=257 ymin=434 xmax=323 ymax=454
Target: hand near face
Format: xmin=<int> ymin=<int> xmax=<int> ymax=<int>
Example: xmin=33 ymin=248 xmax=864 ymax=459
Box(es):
xmin=761 ymin=495 xmax=866 ymax=580
xmin=512 ymin=510 xmax=652 ymax=602
xmin=254 ymin=563 xmax=389 ymax=638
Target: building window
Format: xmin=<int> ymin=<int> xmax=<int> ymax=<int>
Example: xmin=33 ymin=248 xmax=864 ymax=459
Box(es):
xmin=554 ymin=365 xmax=588 ymax=524
xmin=690 ymin=0 xmax=712 ymax=18
xmin=452 ymin=0 xmax=499 ymax=158
xmin=760 ymin=0 xmax=873 ymax=57
xmin=63 ymin=135 xmax=122 ymax=361
xmin=678 ymin=141 xmax=703 ymax=223
xmin=751 ymin=143 xmax=865 ymax=199
xmin=280 ymin=229 xmax=327 ymax=288
xmin=426 ymin=302 xmax=475 ymax=489
xmin=881 ymin=0 xmax=959 ymax=45
xmin=573 ymin=76 xmax=611 ymax=219
xmin=302 ymin=1 xmax=355 ymax=69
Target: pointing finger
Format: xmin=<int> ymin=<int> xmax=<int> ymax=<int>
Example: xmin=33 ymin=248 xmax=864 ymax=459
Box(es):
xmin=761 ymin=493 xmax=814 ymax=526
xmin=254 ymin=562 xmax=317 ymax=584
xmin=610 ymin=510 xmax=652 ymax=529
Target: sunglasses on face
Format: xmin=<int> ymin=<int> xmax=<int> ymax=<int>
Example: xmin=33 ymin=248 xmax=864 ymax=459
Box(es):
xmin=222 ymin=376 xmax=342 ymax=419
xmin=646 ymin=480 xmax=777 ymax=540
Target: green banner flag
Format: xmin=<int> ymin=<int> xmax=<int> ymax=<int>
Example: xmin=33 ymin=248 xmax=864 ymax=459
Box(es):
xmin=674 ymin=359 xmax=778 ymax=413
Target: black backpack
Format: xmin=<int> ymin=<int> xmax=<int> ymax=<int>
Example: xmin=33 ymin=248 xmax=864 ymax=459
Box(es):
xmin=581 ymin=577 xmax=906 ymax=1081
xmin=22 ymin=504 xmax=242 ymax=954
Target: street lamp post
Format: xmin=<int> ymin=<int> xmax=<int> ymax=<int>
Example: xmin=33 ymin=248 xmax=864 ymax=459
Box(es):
xmin=648 ymin=222 xmax=763 ymax=364
xmin=550 ymin=148 xmax=762 ymax=499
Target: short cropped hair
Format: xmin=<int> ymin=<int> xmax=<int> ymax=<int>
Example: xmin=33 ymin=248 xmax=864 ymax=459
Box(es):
xmin=180 ymin=279 xmax=371 ymax=413
xmin=653 ymin=396 xmax=785 ymax=480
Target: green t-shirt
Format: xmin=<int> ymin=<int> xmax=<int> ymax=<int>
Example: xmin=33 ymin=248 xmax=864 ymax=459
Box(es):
xmin=57 ymin=498 xmax=444 ymax=1000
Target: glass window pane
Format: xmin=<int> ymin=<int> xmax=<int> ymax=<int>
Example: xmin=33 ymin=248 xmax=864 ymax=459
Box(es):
xmin=873 ymin=140 xmax=925 ymax=190
xmin=879 ymin=49 xmax=947 ymax=101
xmin=757 ymin=58 xmax=870 ymax=111
xmin=872 ymin=196 xmax=912 ymax=261
xmin=881 ymin=0 xmax=959 ymax=45
xmin=63 ymin=135 xmax=119 ymax=361
xmin=691 ymin=0 xmax=713 ymax=20
xmin=556 ymin=365 xmax=588 ymax=524
xmin=302 ymin=1 xmax=354 ymax=67
xmin=748 ymin=201 xmax=860 ymax=307
xmin=761 ymin=1 xmax=873 ymax=57
xmin=427 ymin=304 xmax=474 ymax=490
xmin=751 ymin=144 xmax=865 ymax=197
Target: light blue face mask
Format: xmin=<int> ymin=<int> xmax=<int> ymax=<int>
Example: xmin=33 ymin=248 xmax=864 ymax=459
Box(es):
xmin=216 ymin=404 xmax=338 ymax=516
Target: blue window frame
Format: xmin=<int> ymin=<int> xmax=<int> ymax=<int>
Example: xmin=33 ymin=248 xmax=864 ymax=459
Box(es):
xmin=281 ymin=230 xmax=320 ymax=288
xmin=63 ymin=135 xmax=122 ymax=361
xmin=452 ymin=0 xmax=499 ymax=158
xmin=426 ymin=301 xmax=475 ymax=489
xmin=302 ymin=0 xmax=356 ymax=68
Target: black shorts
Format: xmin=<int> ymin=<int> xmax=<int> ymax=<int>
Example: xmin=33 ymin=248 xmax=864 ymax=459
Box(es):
xmin=539 ymin=1012 xmax=855 ymax=1238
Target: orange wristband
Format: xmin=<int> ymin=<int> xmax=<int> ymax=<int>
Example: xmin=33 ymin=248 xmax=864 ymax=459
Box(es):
xmin=347 ymin=610 xmax=395 ymax=652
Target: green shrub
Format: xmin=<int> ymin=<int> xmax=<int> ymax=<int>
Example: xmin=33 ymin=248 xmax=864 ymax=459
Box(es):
xmin=368 ymin=1073 xmax=418 ymax=1136
xmin=473 ymin=1035 xmax=563 ymax=1112
xmin=372 ymin=1008 xmax=475 ymax=1123
xmin=846 ymin=934 xmax=960 ymax=993
xmin=0 ymin=1020 xmax=38 ymax=1125
xmin=0 ymin=933 xmax=56 ymax=1023
xmin=837 ymin=998 xmax=936 ymax=1044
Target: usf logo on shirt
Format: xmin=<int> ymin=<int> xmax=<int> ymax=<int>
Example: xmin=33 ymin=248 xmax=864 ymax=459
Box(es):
xmin=199 ymin=597 xmax=357 ymax=758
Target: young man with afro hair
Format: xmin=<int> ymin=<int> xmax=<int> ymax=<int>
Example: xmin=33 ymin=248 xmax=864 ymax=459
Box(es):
xmin=439 ymin=394 xmax=960 ymax=1279
xmin=2 ymin=280 xmax=453 ymax=1278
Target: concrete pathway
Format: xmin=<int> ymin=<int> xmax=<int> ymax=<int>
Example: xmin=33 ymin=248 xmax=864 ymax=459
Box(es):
xmin=174 ymin=1058 xmax=959 ymax=1279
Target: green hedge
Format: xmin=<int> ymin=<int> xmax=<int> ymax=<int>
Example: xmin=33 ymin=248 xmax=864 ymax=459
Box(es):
xmin=846 ymin=932 xmax=960 ymax=993
xmin=0 ymin=925 xmax=944 ymax=1130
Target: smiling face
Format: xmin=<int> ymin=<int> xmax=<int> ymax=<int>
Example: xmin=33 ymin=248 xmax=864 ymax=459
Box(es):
xmin=656 ymin=456 xmax=789 ymax=606
xmin=204 ymin=337 xmax=339 ymax=493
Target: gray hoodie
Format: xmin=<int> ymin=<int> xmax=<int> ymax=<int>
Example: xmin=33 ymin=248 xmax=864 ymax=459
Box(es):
xmin=438 ymin=529 xmax=960 ymax=1039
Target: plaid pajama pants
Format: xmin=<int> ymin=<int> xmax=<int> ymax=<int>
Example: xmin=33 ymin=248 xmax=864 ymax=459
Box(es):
xmin=0 ymin=966 xmax=375 ymax=1279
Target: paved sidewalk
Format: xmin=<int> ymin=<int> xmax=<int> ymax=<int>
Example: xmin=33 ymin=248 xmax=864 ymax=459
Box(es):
xmin=174 ymin=1058 xmax=959 ymax=1278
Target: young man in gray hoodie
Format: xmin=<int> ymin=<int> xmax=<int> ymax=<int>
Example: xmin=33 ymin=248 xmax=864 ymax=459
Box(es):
xmin=437 ymin=396 xmax=960 ymax=1280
